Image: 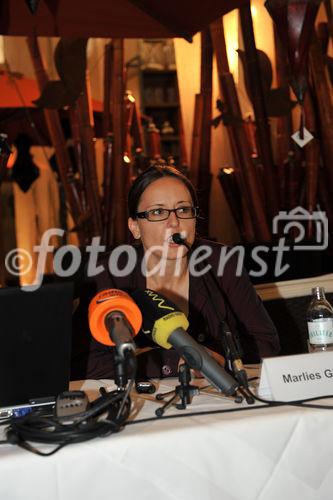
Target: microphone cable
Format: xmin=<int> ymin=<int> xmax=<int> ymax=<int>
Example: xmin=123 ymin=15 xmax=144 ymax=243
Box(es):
xmin=1 ymin=355 xmax=137 ymax=457
xmin=125 ymin=390 xmax=333 ymax=428
xmin=2 ymin=378 xmax=333 ymax=455
xmin=1 ymin=386 xmax=133 ymax=456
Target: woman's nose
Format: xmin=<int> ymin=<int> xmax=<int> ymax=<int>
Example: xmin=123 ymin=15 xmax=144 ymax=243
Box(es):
xmin=167 ymin=210 xmax=180 ymax=227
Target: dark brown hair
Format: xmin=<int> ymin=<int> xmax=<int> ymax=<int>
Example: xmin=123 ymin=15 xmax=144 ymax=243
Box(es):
xmin=128 ymin=165 xmax=198 ymax=218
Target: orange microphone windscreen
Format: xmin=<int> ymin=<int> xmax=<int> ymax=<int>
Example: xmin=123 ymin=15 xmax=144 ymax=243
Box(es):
xmin=88 ymin=289 xmax=142 ymax=346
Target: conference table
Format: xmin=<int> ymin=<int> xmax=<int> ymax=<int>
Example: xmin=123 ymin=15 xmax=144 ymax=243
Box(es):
xmin=1 ymin=366 xmax=333 ymax=500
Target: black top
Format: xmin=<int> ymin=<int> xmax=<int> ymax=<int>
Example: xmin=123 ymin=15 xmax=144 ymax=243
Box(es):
xmin=71 ymin=239 xmax=280 ymax=380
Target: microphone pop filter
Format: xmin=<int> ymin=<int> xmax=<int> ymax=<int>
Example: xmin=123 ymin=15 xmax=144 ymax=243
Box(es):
xmin=131 ymin=289 xmax=189 ymax=348
xmin=89 ymin=289 xmax=142 ymax=346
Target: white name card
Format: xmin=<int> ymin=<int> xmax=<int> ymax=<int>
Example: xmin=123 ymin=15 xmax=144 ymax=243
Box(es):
xmin=258 ymin=351 xmax=333 ymax=401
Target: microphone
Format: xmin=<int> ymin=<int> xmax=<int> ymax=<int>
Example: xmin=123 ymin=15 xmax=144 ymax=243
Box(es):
xmin=172 ymin=232 xmax=251 ymax=392
xmin=172 ymin=232 xmax=189 ymax=247
xmin=89 ymin=289 xmax=142 ymax=355
xmin=131 ymin=289 xmax=239 ymax=396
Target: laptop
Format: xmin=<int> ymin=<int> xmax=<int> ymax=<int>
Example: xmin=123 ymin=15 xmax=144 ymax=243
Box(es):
xmin=0 ymin=282 xmax=73 ymax=416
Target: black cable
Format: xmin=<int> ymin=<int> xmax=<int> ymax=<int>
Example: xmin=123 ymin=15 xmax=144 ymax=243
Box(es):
xmin=246 ymin=387 xmax=333 ymax=409
xmin=1 ymin=347 xmax=138 ymax=456
xmin=2 ymin=384 xmax=333 ymax=456
xmin=127 ymin=391 xmax=333 ymax=427
xmin=1 ymin=386 xmax=133 ymax=456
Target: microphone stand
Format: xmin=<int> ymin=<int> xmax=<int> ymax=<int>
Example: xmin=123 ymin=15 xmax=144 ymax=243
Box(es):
xmin=155 ymin=363 xmax=199 ymax=417
xmin=172 ymin=234 xmax=254 ymax=405
xmin=114 ymin=347 xmax=136 ymax=390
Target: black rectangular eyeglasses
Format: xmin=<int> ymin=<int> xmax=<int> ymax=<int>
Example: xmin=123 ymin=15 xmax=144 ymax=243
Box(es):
xmin=136 ymin=206 xmax=199 ymax=222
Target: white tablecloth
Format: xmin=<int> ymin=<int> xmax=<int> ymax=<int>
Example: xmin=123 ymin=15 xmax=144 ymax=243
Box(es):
xmin=1 ymin=367 xmax=333 ymax=500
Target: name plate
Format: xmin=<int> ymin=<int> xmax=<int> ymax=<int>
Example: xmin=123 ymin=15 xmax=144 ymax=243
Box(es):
xmin=258 ymin=351 xmax=333 ymax=401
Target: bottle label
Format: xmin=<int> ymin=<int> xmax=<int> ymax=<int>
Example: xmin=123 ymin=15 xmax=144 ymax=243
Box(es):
xmin=308 ymin=318 xmax=333 ymax=345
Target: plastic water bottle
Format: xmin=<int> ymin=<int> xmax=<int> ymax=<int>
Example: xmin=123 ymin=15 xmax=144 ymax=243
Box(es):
xmin=307 ymin=287 xmax=333 ymax=352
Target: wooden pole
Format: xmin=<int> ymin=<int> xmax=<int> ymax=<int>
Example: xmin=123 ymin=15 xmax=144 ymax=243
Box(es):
xmin=68 ymin=106 xmax=87 ymax=215
xmin=26 ymin=36 xmax=85 ymax=245
xmin=210 ymin=19 xmax=270 ymax=242
xmin=319 ymin=171 xmax=333 ymax=241
xmin=102 ymin=133 xmax=114 ymax=245
xmin=303 ymin=91 xmax=320 ymax=239
xmin=190 ymin=93 xmax=203 ymax=187
xmin=239 ymin=3 xmax=279 ymax=218
xmin=273 ymin=25 xmax=293 ymax=210
xmin=196 ymin=29 xmax=213 ymax=236
xmin=217 ymin=168 xmax=245 ymax=238
xmin=109 ymin=39 xmax=127 ymax=244
xmin=76 ymin=71 xmax=103 ymax=237
xmin=131 ymin=100 xmax=145 ymax=152
xmin=177 ymin=93 xmax=188 ymax=168
xmin=309 ymin=33 xmax=333 ymax=190
xmin=147 ymin=122 xmax=162 ymax=159
xmin=102 ymin=41 xmax=114 ymax=246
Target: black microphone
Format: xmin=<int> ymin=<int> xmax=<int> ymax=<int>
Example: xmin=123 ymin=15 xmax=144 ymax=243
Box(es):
xmin=131 ymin=289 xmax=239 ymax=396
xmin=172 ymin=232 xmax=189 ymax=247
xmin=173 ymin=232 xmax=250 ymax=391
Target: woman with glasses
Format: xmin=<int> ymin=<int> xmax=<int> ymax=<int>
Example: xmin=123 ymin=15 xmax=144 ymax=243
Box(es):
xmin=71 ymin=165 xmax=280 ymax=380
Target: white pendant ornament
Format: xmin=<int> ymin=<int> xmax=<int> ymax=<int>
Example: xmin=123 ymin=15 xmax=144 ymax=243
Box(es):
xmin=291 ymin=127 xmax=314 ymax=148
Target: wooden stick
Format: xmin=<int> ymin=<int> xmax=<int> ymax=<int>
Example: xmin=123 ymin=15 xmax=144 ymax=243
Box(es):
xmin=26 ymin=36 xmax=85 ymax=245
xmin=102 ymin=133 xmax=114 ymax=245
xmin=318 ymin=170 xmax=333 ymax=241
xmin=131 ymin=100 xmax=145 ymax=151
xmin=68 ymin=106 xmax=87 ymax=214
xmin=196 ymin=29 xmax=213 ymax=236
xmin=103 ymin=42 xmax=113 ymax=140
xmin=102 ymin=41 xmax=113 ymax=246
xmin=273 ymin=24 xmax=293 ymax=210
xmin=76 ymin=70 xmax=103 ymax=238
xmin=286 ymin=148 xmax=303 ymax=209
xmin=109 ymin=39 xmax=128 ymax=244
xmin=124 ymin=93 xmax=135 ymax=163
xmin=147 ymin=122 xmax=162 ymax=159
xmin=210 ymin=19 xmax=270 ymax=242
xmin=217 ymin=168 xmax=244 ymax=238
xmin=190 ymin=93 xmax=203 ymax=187
xmin=239 ymin=3 xmax=279 ymax=218
xmin=303 ymin=91 xmax=320 ymax=239
xmin=309 ymin=33 xmax=333 ymax=190
xmin=177 ymin=88 xmax=188 ymax=168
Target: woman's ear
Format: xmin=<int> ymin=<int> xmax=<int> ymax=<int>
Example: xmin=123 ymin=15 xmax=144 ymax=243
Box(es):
xmin=128 ymin=217 xmax=141 ymax=240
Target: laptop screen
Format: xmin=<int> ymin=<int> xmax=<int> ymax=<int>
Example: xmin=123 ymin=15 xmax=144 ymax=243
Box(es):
xmin=0 ymin=282 xmax=73 ymax=406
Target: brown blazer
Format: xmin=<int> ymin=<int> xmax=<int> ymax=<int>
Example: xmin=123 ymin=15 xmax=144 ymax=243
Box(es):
xmin=71 ymin=239 xmax=280 ymax=380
